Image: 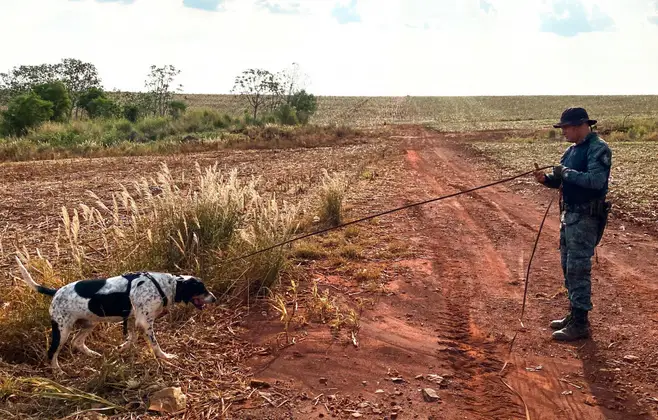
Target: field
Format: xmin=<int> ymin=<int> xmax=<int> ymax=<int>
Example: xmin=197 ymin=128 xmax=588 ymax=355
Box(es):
xmin=182 ymin=94 xmax=658 ymax=130
xmin=1 ymin=96 xmax=658 ymax=420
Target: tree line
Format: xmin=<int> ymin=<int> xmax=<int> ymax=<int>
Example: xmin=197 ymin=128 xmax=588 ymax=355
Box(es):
xmin=0 ymin=59 xmax=317 ymax=137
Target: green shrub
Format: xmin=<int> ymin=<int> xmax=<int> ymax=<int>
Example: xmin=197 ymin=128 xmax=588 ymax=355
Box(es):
xmin=1 ymin=91 xmax=54 ymax=136
xmin=87 ymin=97 xmax=120 ymax=119
xmin=122 ymin=104 xmax=140 ymax=122
xmin=168 ymin=100 xmax=187 ymax=119
xmin=289 ymin=90 xmax=317 ymax=124
xmin=78 ymin=87 xmax=105 ymax=115
xmin=136 ymin=117 xmax=173 ymax=141
xmin=274 ymin=104 xmax=299 ymax=126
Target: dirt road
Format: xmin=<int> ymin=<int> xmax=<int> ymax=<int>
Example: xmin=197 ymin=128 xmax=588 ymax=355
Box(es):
xmin=244 ymin=126 xmax=658 ymax=419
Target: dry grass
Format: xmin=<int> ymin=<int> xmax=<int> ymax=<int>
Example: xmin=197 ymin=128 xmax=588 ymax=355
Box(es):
xmin=317 ymin=170 xmax=348 ymax=227
xmin=292 ymin=243 xmax=328 ymax=260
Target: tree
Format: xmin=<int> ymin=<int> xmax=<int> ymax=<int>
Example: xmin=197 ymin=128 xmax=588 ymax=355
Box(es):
xmin=231 ymin=68 xmax=279 ymax=120
xmin=0 ymin=64 xmax=60 ymax=103
xmin=1 ymin=91 xmax=54 ymax=136
xmin=86 ymin=97 xmax=119 ymax=119
xmin=58 ymin=58 xmax=102 ymax=118
xmin=144 ymin=65 xmax=182 ymax=117
xmin=0 ymin=59 xmax=101 ymax=115
xmin=77 ymin=87 xmax=119 ymax=119
xmin=78 ymin=87 xmax=105 ymax=116
xmin=276 ymin=62 xmax=309 ymax=106
xmin=33 ymin=81 xmax=72 ymax=122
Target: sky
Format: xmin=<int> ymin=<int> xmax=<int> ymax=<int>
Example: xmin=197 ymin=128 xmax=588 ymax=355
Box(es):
xmin=1 ymin=0 xmax=657 ymax=96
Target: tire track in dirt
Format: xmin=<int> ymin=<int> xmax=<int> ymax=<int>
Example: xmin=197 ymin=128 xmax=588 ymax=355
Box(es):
xmin=403 ymin=141 xmax=527 ymax=418
xmin=404 ymin=126 xmax=658 ymax=419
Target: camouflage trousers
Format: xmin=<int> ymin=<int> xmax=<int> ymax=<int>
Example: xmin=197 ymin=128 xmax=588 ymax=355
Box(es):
xmin=559 ymin=211 xmax=599 ymax=312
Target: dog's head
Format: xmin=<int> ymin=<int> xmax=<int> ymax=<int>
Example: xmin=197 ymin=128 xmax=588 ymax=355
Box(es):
xmin=174 ymin=275 xmax=217 ymax=310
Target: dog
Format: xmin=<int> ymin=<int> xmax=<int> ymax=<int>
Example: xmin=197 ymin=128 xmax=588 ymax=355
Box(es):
xmin=15 ymin=256 xmax=217 ymax=373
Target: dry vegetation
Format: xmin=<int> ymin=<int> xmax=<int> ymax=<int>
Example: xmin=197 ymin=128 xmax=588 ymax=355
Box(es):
xmin=180 ymin=94 xmax=658 ymax=130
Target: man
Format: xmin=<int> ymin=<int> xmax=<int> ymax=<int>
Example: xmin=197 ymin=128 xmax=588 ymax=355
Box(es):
xmin=533 ymin=107 xmax=612 ymax=341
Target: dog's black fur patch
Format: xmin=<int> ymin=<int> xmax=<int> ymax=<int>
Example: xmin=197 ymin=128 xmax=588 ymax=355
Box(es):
xmin=88 ymin=293 xmax=132 ymax=318
xmin=73 ymin=278 xmax=133 ymax=318
xmin=48 ymin=320 xmax=60 ymax=361
xmin=73 ymin=279 xmax=108 ymax=298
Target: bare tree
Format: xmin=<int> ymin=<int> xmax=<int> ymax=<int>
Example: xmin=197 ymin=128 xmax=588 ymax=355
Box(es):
xmin=231 ymin=68 xmax=279 ymax=120
xmin=277 ymin=62 xmax=309 ymax=105
xmin=144 ymin=65 xmax=183 ymax=117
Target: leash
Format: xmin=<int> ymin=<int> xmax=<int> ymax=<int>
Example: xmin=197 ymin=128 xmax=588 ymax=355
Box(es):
xmin=520 ymin=195 xmax=557 ymax=321
xmin=221 ymin=165 xmax=554 ymax=264
xmin=500 ymin=192 xmax=557 ymax=380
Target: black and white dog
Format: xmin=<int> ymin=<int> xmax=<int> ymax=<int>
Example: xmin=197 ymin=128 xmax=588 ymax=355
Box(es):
xmin=15 ymin=257 xmax=216 ymax=373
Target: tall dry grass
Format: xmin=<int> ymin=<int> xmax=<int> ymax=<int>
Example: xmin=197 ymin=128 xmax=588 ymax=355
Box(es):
xmin=61 ymin=162 xmax=300 ymax=295
xmin=317 ymin=169 xmax=348 ymax=227
xmin=0 ymin=162 xmax=301 ymax=362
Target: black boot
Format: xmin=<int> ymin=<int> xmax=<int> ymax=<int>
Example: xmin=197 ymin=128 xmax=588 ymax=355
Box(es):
xmin=550 ymin=308 xmax=572 ymax=330
xmin=552 ymin=308 xmax=589 ymax=341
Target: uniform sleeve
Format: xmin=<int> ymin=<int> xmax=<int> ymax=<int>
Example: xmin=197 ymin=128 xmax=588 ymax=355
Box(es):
xmin=561 ymin=142 xmax=612 ymax=190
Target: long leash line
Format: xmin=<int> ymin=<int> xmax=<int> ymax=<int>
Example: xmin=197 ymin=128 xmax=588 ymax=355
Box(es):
xmin=500 ymin=192 xmax=556 ymax=377
xmin=499 ymin=193 xmax=556 ymax=420
xmin=521 ymin=195 xmax=557 ymax=321
xmin=221 ymin=165 xmax=554 ymax=265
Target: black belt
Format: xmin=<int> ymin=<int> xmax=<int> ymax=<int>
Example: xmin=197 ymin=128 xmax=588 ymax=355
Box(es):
xmin=560 ymin=199 xmax=608 ymax=217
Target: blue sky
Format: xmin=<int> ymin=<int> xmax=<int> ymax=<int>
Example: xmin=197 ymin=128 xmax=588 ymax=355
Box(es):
xmin=183 ymin=0 xmax=222 ymax=12
xmin=1 ymin=0 xmax=657 ymax=95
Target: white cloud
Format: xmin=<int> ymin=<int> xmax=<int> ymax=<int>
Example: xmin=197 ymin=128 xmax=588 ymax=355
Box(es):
xmin=0 ymin=0 xmax=657 ymax=95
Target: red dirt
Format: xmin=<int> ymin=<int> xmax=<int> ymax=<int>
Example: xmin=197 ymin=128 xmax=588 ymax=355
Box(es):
xmin=241 ymin=126 xmax=658 ymax=419
xmin=1 ymin=126 xmax=657 ymax=419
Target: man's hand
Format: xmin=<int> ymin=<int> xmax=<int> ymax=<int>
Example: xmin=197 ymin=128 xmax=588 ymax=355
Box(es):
xmin=533 ymin=170 xmax=546 ymax=184
xmin=533 ymin=163 xmax=546 ymax=184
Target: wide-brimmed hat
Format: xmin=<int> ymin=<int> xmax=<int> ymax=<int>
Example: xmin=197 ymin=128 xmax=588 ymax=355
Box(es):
xmin=553 ymin=107 xmax=597 ymax=128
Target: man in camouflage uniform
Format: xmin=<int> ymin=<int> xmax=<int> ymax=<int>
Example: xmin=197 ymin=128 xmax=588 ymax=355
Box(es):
xmin=534 ymin=107 xmax=612 ymax=341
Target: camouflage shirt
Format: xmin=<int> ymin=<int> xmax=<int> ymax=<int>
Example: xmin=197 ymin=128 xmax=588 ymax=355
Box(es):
xmin=543 ymin=132 xmax=612 ymax=205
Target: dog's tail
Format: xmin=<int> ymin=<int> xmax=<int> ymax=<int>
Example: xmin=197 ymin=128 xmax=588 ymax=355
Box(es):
xmin=15 ymin=256 xmax=58 ymax=297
